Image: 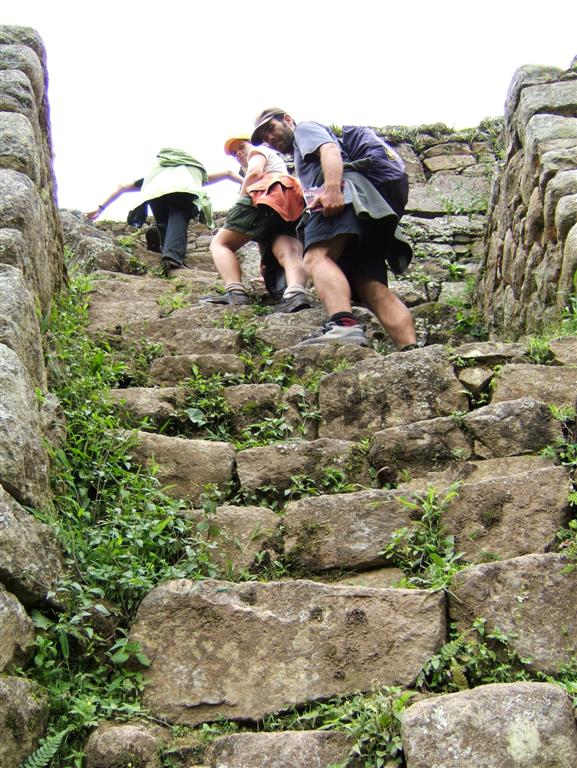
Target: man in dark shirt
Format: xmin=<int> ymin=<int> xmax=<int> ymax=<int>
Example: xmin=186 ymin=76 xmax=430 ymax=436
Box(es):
xmin=251 ymin=109 xmax=417 ymax=350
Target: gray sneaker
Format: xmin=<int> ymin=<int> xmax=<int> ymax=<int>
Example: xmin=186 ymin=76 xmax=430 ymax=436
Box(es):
xmin=298 ymin=321 xmax=369 ymax=346
xmin=200 ymin=290 xmax=251 ymax=306
xmin=270 ymin=293 xmax=311 ymax=314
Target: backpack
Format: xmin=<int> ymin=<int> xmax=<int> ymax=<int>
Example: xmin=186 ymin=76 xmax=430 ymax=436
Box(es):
xmin=339 ymin=125 xmax=408 ymax=216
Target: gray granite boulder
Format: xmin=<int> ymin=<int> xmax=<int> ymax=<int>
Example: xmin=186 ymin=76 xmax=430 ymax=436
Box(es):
xmin=369 ymin=416 xmax=472 ymax=484
xmin=236 ymin=438 xmax=370 ymax=496
xmin=490 ymin=364 xmax=577 ymax=409
xmin=0 ymin=485 xmax=63 ymax=606
xmin=0 ymin=584 xmax=34 ymax=671
xmin=0 ymin=674 xmax=48 ymax=768
xmin=0 ymin=343 xmax=49 ymax=507
xmin=0 ymin=263 xmax=46 ymax=389
xmin=461 ymin=397 xmax=563 ymax=458
xmin=84 ymin=721 xmax=167 ymax=768
xmin=283 ymin=489 xmax=412 ymax=573
xmin=402 ymin=682 xmax=577 ymax=768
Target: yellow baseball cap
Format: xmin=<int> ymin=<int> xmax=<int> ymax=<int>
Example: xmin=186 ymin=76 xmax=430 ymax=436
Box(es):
xmin=224 ymin=135 xmax=251 ymax=155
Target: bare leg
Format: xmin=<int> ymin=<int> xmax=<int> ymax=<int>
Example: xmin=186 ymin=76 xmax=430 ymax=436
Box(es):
xmin=271 ymin=234 xmax=307 ymax=287
xmin=354 ymin=274 xmax=416 ymax=349
xmin=209 ymin=228 xmax=251 ymax=284
xmin=303 ymin=234 xmax=353 ymax=315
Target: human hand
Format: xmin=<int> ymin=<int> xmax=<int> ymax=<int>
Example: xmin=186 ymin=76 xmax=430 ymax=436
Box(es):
xmin=316 ymin=184 xmax=344 ymax=217
xmin=86 ymin=210 xmax=101 ymax=221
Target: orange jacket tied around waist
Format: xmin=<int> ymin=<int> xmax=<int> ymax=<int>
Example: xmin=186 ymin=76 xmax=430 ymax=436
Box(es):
xmin=247 ymin=173 xmax=305 ymax=222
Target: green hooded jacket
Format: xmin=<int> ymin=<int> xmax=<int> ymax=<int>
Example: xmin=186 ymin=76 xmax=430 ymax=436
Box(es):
xmin=138 ymin=148 xmax=214 ymax=227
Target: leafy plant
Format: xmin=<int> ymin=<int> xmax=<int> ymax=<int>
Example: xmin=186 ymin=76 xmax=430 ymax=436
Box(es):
xmin=380 ymin=484 xmax=465 ymax=590
xmin=26 ymin=271 xmax=215 ymax=765
xmin=526 ymin=336 xmax=554 ymax=364
xmin=417 ymin=618 xmax=532 ymax=692
xmin=21 ymin=728 xmax=72 ymax=768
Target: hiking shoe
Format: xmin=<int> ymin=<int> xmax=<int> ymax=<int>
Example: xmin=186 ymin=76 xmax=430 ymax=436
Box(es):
xmin=298 ymin=321 xmax=369 ymax=346
xmin=161 ymin=257 xmax=186 ymax=277
xmin=200 ymin=289 xmax=251 ymax=306
xmin=146 ymin=226 xmax=162 ymax=253
xmin=270 ymin=293 xmax=311 ymax=314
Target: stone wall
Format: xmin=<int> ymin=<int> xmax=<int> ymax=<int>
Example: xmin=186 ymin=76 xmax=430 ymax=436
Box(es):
xmin=0 ymin=26 xmax=64 ymax=768
xmin=477 ymin=56 xmax=577 ymax=337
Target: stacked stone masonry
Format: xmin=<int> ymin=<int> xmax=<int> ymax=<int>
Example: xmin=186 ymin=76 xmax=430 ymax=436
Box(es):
xmin=478 ymin=57 xmax=577 ymax=337
xmin=0 ymin=25 xmax=65 ymax=768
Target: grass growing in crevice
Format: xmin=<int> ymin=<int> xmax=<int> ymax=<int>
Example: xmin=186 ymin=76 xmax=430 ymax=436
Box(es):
xmin=21 ymin=272 xmax=215 ymax=766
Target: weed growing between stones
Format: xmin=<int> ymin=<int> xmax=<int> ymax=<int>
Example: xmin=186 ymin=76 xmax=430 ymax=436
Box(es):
xmin=21 ymin=272 xmax=216 ymax=766
xmin=454 ymin=306 xmax=488 ymax=339
xmin=417 ymin=618 xmax=533 ymax=693
xmin=418 ymin=618 xmax=577 ymax=710
xmin=380 ymin=484 xmax=465 ymax=591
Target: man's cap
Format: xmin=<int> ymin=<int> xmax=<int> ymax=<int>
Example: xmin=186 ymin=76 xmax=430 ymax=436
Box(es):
xmin=224 ymin=135 xmax=251 ymax=156
xmin=251 ymin=108 xmax=286 ymax=145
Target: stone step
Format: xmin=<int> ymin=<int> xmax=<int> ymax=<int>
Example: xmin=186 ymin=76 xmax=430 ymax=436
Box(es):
xmin=129 ymin=578 xmax=446 ymax=725
xmin=402 ymin=682 xmax=577 ymax=768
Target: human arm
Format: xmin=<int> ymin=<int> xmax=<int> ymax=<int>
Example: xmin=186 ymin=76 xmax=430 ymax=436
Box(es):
xmin=86 ymin=182 xmax=140 ymax=221
xmin=313 ymin=142 xmax=345 ymax=217
xmin=239 ymin=151 xmax=267 ymax=197
xmin=205 ymin=170 xmax=244 ymax=185
xmin=294 ymin=122 xmax=345 ymax=217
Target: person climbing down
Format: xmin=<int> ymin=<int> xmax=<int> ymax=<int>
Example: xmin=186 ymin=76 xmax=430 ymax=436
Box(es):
xmin=87 ymin=147 xmax=242 ymax=276
xmin=201 ymin=135 xmax=310 ymax=312
xmin=251 ymin=110 xmax=418 ymax=348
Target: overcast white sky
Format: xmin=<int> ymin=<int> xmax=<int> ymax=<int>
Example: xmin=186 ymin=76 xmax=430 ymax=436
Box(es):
xmin=3 ymin=1 xmax=577 ymax=219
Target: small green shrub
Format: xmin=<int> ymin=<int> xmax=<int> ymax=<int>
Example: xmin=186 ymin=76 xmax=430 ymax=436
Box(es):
xmin=380 ymin=484 xmax=465 ymax=590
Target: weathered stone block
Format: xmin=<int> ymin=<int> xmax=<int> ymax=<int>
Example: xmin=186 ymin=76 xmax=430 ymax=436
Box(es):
xmin=0 ymin=112 xmax=39 ymax=182
xmin=283 ymin=488 xmax=412 ymax=572
xmin=131 ymin=578 xmax=446 ymax=724
xmin=236 ymin=438 xmax=370 ymax=495
xmin=209 ymin=731 xmax=357 ymax=768
xmin=0 ymin=675 xmax=48 ymax=768
xmin=444 ymin=464 xmax=571 ymax=562
xmin=0 ymin=69 xmax=36 ymax=123
xmin=318 ymin=345 xmax=468 ymax=440
xmin=224 ymin=383 xmax=281 ymax=430
xmin=450 ymin=553 xmax=577 ymax=674
xmin=131 ymin=431 xmax=235 ymax=506
xmin=0 ymin=41 xmax=44 ymax=102
xmin=402 ymin=682 xmax=577 ymax=768
xmin=0 ymin=485 xmax=63 ymax=606
xmin=149 ymin=353 xmax=245 ymax=384
xmin=190 ymin=504 xmax=280 ymax=575
xmin=0 ymin=264 xmax=46 ymax=388
xmin=369 ymin=416 xmax=472 ymax=484
xmin=107 ymin=387 xmax=185 ymax=425
xmin=0 ymin=343 xmax=49 ymax=507
xmin=0 ymin=584 xmax=34 ymax=671
xmin=462 ymin=397 xmax=563 ymax=458
xmin=491 ymin=363 xmax=577 ymax=409
xmin=84 ymin=721 xmax=167 ymax=768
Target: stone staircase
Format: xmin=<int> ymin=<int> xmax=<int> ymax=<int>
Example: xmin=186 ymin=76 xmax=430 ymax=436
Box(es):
xmin=2 ymin=23 xmax=577 ymax=765
xmin=76 ymin=216 xmax=577 ymax=767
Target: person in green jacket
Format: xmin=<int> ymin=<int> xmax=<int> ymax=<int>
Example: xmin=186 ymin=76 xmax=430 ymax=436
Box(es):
xmin=87 ymin=148 xmax=242 ymax=275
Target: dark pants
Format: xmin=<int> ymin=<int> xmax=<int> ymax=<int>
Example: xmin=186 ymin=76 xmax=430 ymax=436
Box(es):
xmin=149 ymin=192 xmax=198 ymax=264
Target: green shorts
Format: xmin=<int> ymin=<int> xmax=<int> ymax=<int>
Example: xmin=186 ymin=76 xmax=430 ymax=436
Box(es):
xmin=223 ymin=197 xmax=297 ymax=243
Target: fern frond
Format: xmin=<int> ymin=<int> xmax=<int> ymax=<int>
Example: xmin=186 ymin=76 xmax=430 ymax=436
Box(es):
xmin=20 ymin=727 xmax=70 ymax=768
